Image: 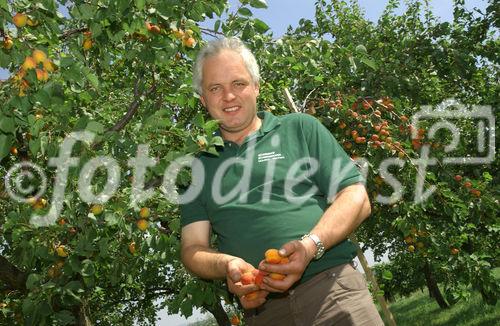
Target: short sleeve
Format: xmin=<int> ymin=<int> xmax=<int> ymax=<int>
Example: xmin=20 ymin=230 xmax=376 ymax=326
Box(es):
xmin=179 ymin=158 xmax=210 ymax=227
xmin=300 ymin=114 xmax=364 ymax=201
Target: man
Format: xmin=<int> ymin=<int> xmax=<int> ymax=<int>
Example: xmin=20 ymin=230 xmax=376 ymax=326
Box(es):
xmin=180 ymin=37 xmax=383 ymax=325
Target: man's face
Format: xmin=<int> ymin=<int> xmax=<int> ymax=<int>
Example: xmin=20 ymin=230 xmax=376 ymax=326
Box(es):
xmin=200 ymin=49 xmax=260 ymax=136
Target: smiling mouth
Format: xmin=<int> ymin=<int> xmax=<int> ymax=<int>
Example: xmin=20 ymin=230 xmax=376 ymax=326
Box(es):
xmin=223 ymin=106 xmax=240 ymax=112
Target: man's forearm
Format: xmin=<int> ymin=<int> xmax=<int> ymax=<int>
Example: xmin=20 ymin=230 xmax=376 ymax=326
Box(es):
xmin=181 ymin=245 xmax=237 ymax=279
xmin=305 ymin=184 xmax=371 ymax=255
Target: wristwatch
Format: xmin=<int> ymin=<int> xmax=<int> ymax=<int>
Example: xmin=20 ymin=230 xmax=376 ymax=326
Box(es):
xmin=301 ymin=233 xmax=325 ymax=260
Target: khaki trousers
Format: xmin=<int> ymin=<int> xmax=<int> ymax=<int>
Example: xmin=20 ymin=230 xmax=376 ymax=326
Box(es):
xmin=244 ymin=262 xmax=384 ymax=326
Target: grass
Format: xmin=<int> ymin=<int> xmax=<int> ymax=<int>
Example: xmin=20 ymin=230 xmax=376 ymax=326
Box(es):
xmin=379 ymin=289 xmax=500 ymax=326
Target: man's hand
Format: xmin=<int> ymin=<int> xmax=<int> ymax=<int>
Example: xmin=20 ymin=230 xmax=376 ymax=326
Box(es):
xmin=226 ymin=257 xmax=269 ymax=309
xmin=257 ymin=239 xmax=315 ymax=293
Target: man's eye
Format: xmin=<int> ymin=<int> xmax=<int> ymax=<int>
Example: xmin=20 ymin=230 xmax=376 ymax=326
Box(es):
xmin=210 ymin=86 xmax=220 ymax=92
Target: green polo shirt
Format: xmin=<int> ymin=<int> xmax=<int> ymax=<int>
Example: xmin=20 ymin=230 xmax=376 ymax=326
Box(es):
xmin=181 ymin=111 xmax=364 ymax=283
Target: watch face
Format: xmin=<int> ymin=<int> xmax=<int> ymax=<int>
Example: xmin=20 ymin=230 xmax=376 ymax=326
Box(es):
xmin=314 ymin=248 xmax=325 ymax=260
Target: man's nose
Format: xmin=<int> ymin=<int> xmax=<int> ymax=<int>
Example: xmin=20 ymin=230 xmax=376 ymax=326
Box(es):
xmin=222 ymin=88 xmax=236 ymax=101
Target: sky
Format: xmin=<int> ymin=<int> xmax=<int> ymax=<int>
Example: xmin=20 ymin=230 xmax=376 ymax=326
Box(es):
xmin=1 ymin=1 xmax=489 ymax=325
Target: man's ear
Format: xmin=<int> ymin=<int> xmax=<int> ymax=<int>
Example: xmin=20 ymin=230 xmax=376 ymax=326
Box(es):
xmin=255 ymin=83 xmax=260 ymax=96
xmin=200 ymin=95 xmax=206 ymax=107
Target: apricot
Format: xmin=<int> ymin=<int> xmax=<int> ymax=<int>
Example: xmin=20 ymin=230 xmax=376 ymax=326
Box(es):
xmin=91 ymin=204 xmax=103 ymax=215
xmin=33 ymin=198 xmax=47 ymax=209
xmin=470 ymin=189 xmax=481 ymax=197
xmin=230 ymin=314 xmax=240 ymax=325
xmin=182 ymin=36 xmax=196 ymax=48
xmin=245 ymin=291 xmax=259 ymax=300
xmin=3 ymin=37 xmax=13 ymax=50
xmin=146 ymin=22 xmax=161 ymax=34
xmin=137 ymin=219 xmax=149 ymax=231
xmin=35 ymin=69 xmax=49 ymax=81
xmin=355 ymin=136 xmax=366 ymax=144
xmin=83 ymin=38 xmax=93 ymax=50
xmin=32 ymin=49 xmax=47 ymax=63
xmin=269 ymin=272 xmax=286 ymax=280
xmin=254 ymin=271 xmax=265 ymax=286
xmin=264 ymin=249 xmax=282 ymax=264
xmin=56 ymin=245 xmax=68 ymax=257
xmin=240 ymin=272 xmax=255 ymax=285
xmin=128 ymin=241 xmax=136 ymax=254
xmin=139 ymin=207 xmax=150 ymax=218
xmin=13 ymin=13 xmax=27 ymax=28
xmin=43 ymin=59 xmax=57 ymax=72
xmin=22 ymin=56 xmax=36 ymax=70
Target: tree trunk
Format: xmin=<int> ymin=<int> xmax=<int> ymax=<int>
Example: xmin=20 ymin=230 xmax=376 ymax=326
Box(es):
xmin=349 ymin=236 xmax=397 ymax=326
xmin=203 ymin=300 xmax=230 ymax=326
xmin=423 ymin=261 xmax=448 ymax=309
xmin=74 ymin=300 xmax=92 ymax=326
xmin=0 ymin=256 xmax=27 ymax=291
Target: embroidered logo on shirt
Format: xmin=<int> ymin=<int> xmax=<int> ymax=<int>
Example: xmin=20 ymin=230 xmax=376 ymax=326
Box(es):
xmin=257 ymin=152 xmax=285 ymax=163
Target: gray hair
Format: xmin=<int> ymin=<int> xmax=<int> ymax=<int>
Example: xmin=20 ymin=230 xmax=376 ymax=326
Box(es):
xmin=192 ymin=37 xmax=260 ymax=95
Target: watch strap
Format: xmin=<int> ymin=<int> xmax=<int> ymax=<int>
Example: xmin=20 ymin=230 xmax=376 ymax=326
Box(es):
xmin=301 ymin=233 xmax=325 ymax=260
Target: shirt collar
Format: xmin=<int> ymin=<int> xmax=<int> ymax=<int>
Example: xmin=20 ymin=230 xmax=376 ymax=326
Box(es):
xmin=214 ymin=111 xmax=281 ymax=142
xmin=256 ymin=111 xmax=280 ymax=136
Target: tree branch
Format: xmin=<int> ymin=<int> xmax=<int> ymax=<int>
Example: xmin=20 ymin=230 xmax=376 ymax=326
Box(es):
xmin=200 ymin=27 xmax=225 ymax=38
xmin=202 ymin=300 xmax=230 ymax=326
xmin=59 ymin=28 xmax=89 ymax=40
xmin=107 ymin=77 xmax=157 ymax=132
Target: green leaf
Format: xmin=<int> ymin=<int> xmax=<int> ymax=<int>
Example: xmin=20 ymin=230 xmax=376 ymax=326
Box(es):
xmin=0 ymin=116 xmax=15 ymax=134
xmin=250 ymin=0 xmax=268 ymax=8
xmin=382 ymin=270 xmax=393 ymax=280
xmin=77 ymin=4 xmax=95 ymax=19
xmin=84 ymin=71 xmax=99 ymax=89
xmin=203 ymin=146 xmax=219 ymax=156
xmin=54 ymin=310 xmax=76 ymax=325
xmin=0 ymin=0 xmax=9 ymax=11
xmin=253 ymin=18 xmax=270 ymax=33
xmin=104 ymin=213 xmax=118 ymax=226
xmin=482 ymin=171 xmax=492 ymax=182
xmin=193 ymin=112 xmax=204 ymax=128
xmin=0 ymin=133 xmax=12 ymax=160
xmin=180 ymin=300 xmax=193 ymax=317
xmin=211 ymin=136 xmax=224 ymax=146
xmin=29 ymin=138 xmax=41 ymax=157
xmin=348 ymin=56 xmax=357 ymax=72
xmin=26 ymin=273 xmax=41 ymax=290
xmin=203 ymin=119 xmax=219 ymax=133
xmin=214 ymin=19 xmax=221 ymax=32
xmin=359 ymin=56 xmax=378 ymax=70
xmin=86 ymin=121 xmax=105 ymax=134
xmin=134 ymin=0 xmax=145 ymax=10
xmin=238 ymin=7 xmax=252 ymax=16
xmin=355 ymin=44 xmax=367 ymax=54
